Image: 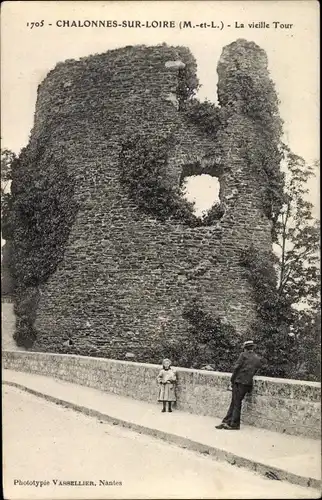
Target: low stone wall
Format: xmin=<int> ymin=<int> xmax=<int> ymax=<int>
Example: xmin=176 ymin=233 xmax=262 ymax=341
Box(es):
xmin=3 ymin=350 xmax=320 ymax=439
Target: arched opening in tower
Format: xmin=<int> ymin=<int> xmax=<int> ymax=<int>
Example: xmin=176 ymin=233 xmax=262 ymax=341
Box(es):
xmin=182 ymin=174 xmax=221 ymax=218
xmin=179 ymin=159 xmax=224 ymax=223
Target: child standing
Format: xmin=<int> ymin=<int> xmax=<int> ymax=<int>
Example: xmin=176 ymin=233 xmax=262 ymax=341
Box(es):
xmin=157 ymin=358 xmax=176 ymax=412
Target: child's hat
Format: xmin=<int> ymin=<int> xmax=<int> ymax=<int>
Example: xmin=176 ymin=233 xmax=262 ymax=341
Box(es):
xmin=162 ymin=358 xmax=171 ymax=364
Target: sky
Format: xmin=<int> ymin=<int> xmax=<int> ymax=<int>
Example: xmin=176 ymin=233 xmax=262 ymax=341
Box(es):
xmin=1 ymin=0 xmax=320 ymax=217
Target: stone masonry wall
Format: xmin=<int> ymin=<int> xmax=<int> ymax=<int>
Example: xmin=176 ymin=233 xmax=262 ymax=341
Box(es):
xmin=20 ymin=42 xmax=273 ymax=358
xmin=3 ymin=351 xmax=321 ymax=439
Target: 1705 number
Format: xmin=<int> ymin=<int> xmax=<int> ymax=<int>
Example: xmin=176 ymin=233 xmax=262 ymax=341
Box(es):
xmin=26 ymin=21 xmax=45 ymax=29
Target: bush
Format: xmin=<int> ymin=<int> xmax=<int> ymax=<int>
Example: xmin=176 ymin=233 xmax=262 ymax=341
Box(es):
xmin=149 ymin=298 xmax=240 ymax=370
xmin=183 ymin=99 xmax=222 ymax=137
xmin=13 ymin=286 xmax=39 ymax=348
xmin=240 ymin=245 xmax=300 ymax=378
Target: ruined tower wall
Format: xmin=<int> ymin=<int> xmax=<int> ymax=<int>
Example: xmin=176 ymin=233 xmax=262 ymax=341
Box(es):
xmin=22 ymin=44 xmax=273 ymax=359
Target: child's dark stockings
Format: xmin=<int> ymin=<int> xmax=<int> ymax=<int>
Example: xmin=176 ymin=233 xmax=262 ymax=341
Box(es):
xmin=162 ymin=402 xmax=172 ymax=413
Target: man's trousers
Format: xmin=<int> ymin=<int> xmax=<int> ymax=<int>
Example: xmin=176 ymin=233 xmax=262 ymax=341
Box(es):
xmin=223 ymin=382 xmax=252 ymax=428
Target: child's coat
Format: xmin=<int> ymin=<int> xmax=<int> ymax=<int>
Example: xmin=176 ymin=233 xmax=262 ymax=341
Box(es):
xmin=157 ymin=367 xmax=177 ymax=402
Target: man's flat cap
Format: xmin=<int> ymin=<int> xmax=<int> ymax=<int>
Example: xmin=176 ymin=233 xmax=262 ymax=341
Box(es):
xmin=243 ymin=340 xmax=254 ymax=347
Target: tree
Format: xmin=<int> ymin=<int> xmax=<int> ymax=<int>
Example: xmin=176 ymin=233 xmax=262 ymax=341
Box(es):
xmin=290 ymin=309 xmax=321 ymax=381
xmin=272 ymin=146 xmax=320 ymax=380
xmin=1 ymin=148 xmax=16 ymax=297
xmin=240 ymin=148 xmax=320 ymax=380
xmin=1 ymin=148 xmax=15 ymax=191
xmin=275 ymin=146 xmax=320 ymax=311
xmin=240 ymin=245 xmax=297 ymax=379
xmin=1 ymin=148 xmax=15 ymax=220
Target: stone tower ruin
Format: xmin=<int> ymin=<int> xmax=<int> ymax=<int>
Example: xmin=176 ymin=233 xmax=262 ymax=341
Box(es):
xmin=9 ymin=40 xmax=281 ymax=360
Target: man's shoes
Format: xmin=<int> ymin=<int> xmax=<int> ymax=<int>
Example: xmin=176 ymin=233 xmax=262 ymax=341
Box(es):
xmin=161 ymin=408 xmax=166 ymax=412
xmin=215 ymin=423 xmax=240 ymax=430
xmin=215 ymin=423 xmax=228 ymax=429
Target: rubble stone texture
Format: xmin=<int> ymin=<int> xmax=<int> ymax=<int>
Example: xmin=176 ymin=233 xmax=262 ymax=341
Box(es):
xmin=17 ymin=41 xmax=276 ymax=359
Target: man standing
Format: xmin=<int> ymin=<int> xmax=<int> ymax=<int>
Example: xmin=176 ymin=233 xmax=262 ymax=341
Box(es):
xmin=216 ymin=340 xmax=262 ymax=430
